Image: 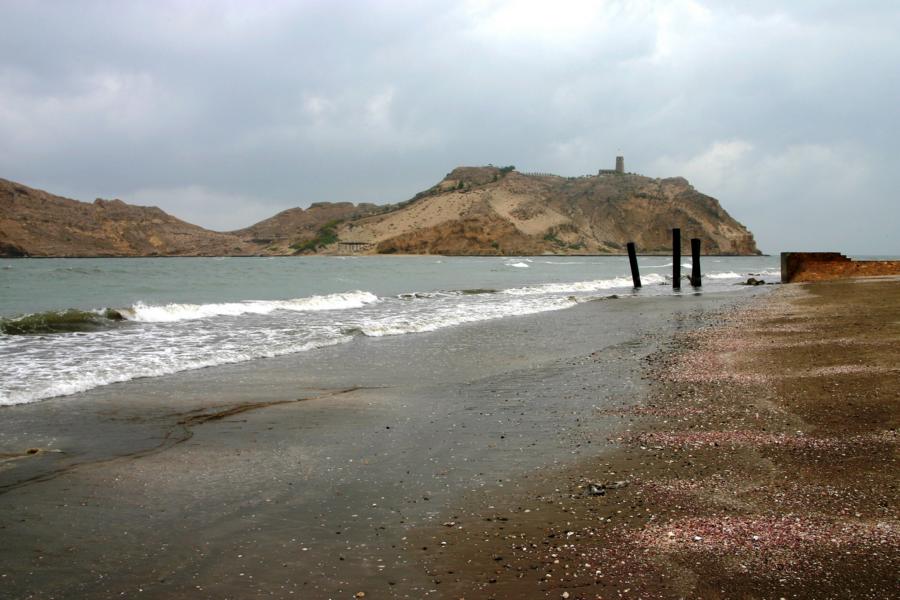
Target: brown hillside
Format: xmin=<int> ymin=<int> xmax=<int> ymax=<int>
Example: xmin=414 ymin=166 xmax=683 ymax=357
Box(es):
xmin=326 ymin=167 xmax=759 ymax=255
xmin=0 ymin=166 xmax=760 ymax=257
xmin=0 ymin=179 xmax=253 ymax=257
xmin=231 ymin=202 xmax=380 ymax=254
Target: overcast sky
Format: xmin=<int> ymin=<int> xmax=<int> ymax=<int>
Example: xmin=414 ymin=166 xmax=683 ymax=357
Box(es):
xmin=1 ymin=1 xmax=898 ymax=253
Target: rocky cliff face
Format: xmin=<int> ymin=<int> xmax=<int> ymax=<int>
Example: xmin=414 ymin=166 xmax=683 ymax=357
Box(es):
xmin=335 ymin=167 xmax=760 ymax=255
xmin=0 ymin=167 xmax=760 ymax=257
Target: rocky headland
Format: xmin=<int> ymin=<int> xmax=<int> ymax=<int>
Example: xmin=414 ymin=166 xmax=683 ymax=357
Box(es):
xmin=0 ymin=166 xmax=760 ymax=257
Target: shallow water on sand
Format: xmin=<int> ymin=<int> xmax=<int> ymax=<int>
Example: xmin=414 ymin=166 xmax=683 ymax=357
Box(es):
xmin=0 ymin=287 xmax=763 ymax=598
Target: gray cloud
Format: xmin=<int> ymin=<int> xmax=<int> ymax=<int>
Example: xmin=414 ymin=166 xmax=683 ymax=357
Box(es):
xmin=1 ymin=0 xmax=898 ymax=253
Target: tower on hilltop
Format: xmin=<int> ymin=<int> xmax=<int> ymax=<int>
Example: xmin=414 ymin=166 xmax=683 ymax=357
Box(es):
xmin=599 ymin=156 xmax=626 ymax=176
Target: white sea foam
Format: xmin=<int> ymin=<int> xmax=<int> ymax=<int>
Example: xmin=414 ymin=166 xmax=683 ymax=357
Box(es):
xmin=0 ymin=330 xmax=353 ymax=407
xmin=0 ymin=294 xmax=578 ymax=405
xmin=396 ymin=291 xmax=460 ymax=300
xmin=1 ymin=255 xmax=781 ymax=406
xmin=354 ymin=296 xmax=575 ymax=337
xmin=124 ymin=291 xmax=379 ymax=322
xmin=503 ymin=273 xmax=666 ymax=296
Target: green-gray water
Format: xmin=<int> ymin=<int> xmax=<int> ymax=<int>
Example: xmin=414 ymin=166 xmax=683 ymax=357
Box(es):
xmin=0 ymin=255 xmax=779 ymax=405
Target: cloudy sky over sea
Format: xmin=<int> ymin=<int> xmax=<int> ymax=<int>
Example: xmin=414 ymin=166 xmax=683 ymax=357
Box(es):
xmin=1 ymin=1 xmax=897 ymax=253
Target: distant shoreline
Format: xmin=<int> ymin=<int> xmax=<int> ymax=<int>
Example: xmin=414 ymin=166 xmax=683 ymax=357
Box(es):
xmin=0 ymin=252 xmax=771 ymax=259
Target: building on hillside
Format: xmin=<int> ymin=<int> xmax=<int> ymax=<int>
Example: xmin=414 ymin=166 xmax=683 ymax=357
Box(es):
xmin=598 ymin=156 xmax=625 ymax=175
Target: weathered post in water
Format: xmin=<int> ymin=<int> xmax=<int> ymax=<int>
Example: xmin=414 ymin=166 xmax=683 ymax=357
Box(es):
xmin=691 ymin=238 xmax=702 ymax=287
xmin=672 ymin=228 xmax=681 ymax=290
xmin=626 ymin=242 xmax=641 ymax=288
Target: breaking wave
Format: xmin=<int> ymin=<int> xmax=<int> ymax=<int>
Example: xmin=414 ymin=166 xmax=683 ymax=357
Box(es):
xmin=504 ymin=273 xmax=666 ymax=295
xmin=123 ymin=291 xmax=379 ymax=322
xmin=0 ymin=334 xmax=352 ymax=407
xmin=1 ymin=255 xmax=779 ymax=405
xmin=0 ymin=292 xmax=581 ymax=405
xmin=397 ymin=288 xmax=498 ymax=300
xmin=353 ymin=296 xmax=576 ymax=337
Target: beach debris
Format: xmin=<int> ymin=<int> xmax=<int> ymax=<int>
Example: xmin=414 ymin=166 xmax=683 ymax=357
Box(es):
xmin=585 ymin=478 xmax=629 ymax=497
xmin=355 ymin=592 xmax=366 ymax=598
xmin=742 ymin=277 xmax=766 ymax=286
xmin=629 ymin=430 xmax=895 ymax=452
xmin=586 ymin=483 xmax=606 ymax=496
xmin=0 ymin=447 xmax=67 ymax=465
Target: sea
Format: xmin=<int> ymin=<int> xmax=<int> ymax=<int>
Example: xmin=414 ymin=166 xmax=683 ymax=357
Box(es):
xmin=0 ymin=255 xmax=780 ymax=407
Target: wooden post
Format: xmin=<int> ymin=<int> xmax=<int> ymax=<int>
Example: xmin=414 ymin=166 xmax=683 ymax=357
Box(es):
xmin=626 ymin=242 xmax=641 ymax=288
xmin=690 ymin=238 xmax=701 ymax=287
xmin=672 ymin=228 xmax=681 ymax=289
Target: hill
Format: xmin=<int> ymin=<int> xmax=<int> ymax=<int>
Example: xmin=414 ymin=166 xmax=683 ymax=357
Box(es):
xmin=0 ymin=178 xmax=254 ymax=257
xmin=230 ymin=202 xmax=381 ymax=254
xmin=320 ymin=167 xmax=759 ymax=255
xmin=0 ymin=166 xmax=760 ymax=257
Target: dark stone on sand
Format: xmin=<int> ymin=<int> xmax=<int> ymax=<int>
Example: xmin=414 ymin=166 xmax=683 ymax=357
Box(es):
xmin=587 ymin=483 xmax=606 ymax=496
xmin=587 ymin=480 xmax=628 ymax=496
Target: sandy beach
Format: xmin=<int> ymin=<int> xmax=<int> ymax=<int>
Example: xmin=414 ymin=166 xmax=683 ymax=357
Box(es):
xmin=1 ymin=279 xmax=896 ymax=599
xmin=423 ymin=278 xmax=899 ymax=599
xmin=0 ymin=285 xmax=758 ymax=599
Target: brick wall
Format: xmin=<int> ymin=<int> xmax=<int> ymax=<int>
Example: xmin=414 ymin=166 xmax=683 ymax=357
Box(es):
xmin=781 ymin=252 xmax=900 ymax=283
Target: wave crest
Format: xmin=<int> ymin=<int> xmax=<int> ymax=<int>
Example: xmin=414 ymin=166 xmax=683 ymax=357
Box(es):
xmin=504 ymin=273 xmax=666 ymax=295
xmin=124 ymin=291 xmax=379 ymax=322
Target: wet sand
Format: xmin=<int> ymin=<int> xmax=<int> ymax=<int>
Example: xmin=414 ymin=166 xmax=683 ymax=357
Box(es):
xmin=0 ymin=289 xmax=763 ymax=599
xmin=424 ymin=278 xmax=899 ymax=599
